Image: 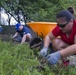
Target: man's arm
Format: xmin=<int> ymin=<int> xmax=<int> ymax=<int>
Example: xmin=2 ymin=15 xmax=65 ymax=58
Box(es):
xmin=21 ymin=34 xmax=26 ymax=44
xmin=12 ymin=32 xmax=19 ymax=38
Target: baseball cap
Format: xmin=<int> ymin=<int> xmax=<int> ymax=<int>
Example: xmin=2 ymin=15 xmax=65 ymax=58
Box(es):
xmin=15 ymin=23 xmax=21 ymax=30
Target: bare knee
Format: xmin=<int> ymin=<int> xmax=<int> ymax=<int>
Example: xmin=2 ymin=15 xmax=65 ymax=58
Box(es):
xmin=26 ymin=33 xmax=32 ymax=41
xmin=52 ymin=39 xmax=61 ymax=50
xmin=52 ymin=38 xmax=69 ymax=50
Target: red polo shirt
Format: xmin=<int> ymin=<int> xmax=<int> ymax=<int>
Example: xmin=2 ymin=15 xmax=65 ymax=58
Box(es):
xmin=52 ymin=20 xmax=76 ymax=45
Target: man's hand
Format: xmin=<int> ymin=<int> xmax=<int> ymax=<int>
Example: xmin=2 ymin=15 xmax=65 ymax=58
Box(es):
xmin=39 ymin=47 xmax=48 ymax=57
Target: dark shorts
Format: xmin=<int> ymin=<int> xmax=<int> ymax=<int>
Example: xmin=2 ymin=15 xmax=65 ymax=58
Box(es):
xmin=15 ymin=36 xmax=22 ymax=42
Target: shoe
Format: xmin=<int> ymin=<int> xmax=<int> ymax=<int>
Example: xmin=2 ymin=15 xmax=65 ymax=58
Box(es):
xmin=62 ymin=60 xmax=69 ymax=67
xmin=62 ymin=60 xmax=76 ymax=67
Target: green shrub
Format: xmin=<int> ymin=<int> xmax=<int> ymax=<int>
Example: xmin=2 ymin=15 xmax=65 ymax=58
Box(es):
xmin=0 ymin=40 xmax=76 ymax=75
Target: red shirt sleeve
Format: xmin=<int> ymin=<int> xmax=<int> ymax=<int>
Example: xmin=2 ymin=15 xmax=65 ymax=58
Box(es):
xmin=52 ymin=26 xmax=60 ymax=37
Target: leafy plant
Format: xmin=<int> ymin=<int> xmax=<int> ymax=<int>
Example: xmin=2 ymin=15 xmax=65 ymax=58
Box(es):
xmin=0 ymin=40 xmax=76 ymax=75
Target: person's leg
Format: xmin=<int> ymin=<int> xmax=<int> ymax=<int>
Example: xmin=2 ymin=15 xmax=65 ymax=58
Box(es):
xmin=52 ymin=39 xmax=76 ymax=66
xmin=14 ymin=36 xmax=22 ymax=43
xmin=46 ymin=44 xmax=76 ymax=65
xmin=21 ymin=33 xmax=32 ymax=44
xmin=52 ymin=38 xmax=70 ymax=64
xmin=60 ymin=44 xmax=76 ymax=66
xmin=26 ymin=33 xmax=32 ymax=43
xmin=52 ymin=38 xmax=69 ymax=51
xmin=21 ymin=35 xmax=27 ymax=44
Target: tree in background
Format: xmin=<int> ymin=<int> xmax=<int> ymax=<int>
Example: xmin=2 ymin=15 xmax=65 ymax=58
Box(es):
xmin=0 ymin=0 xmax=76 ymax=25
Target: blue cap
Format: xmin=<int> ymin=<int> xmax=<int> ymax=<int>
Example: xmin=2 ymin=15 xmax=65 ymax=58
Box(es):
xmin=15 ymin=23 xmax=21 ymax=30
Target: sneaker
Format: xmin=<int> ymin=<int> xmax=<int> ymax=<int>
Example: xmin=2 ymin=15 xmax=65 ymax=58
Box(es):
xmin=62 ymin=60 xmax=69 ymax=67
xmin=62 ymin=60 xmax=76 ymax=67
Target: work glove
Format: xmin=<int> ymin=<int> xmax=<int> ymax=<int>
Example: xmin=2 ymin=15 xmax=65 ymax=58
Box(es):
xmin=39 ymin=47 xmax=48 ymax=57
xmin=46 ymin=51 xmax=61 ymax=65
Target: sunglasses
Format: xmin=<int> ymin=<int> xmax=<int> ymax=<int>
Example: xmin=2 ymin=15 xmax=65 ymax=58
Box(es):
xmin=57 ymin=21 xmax=69 ymax=28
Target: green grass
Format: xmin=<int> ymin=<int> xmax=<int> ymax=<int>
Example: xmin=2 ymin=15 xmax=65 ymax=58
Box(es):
xmin=0 ymin=40 xmax=76 ymax=75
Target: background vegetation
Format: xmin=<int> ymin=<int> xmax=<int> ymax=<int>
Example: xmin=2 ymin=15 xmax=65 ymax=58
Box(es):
xmin=0 ymin=0 xmax=76 ymax=25
xmin=0 ymin=41 xmax=76 ymax=75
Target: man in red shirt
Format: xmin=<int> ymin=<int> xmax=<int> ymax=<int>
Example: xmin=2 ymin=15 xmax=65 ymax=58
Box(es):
xmin=39 ymin=10 xmax=76 ymax=66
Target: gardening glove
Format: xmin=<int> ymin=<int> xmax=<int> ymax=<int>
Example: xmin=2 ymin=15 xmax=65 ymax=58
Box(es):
xmin=39 ymin=47 xmax=48 ymax=57
xmin=46 ymin=51 xmax=61 ymax=65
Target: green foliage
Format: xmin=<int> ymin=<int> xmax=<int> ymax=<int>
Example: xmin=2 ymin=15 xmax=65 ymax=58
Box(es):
xmin=0 ymin=40 xmax=76 ymax=75
xmin=0 ymin=41 xmax=40 ymax=75
xmin=1 ymin=0 xmax=76 ymax=23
